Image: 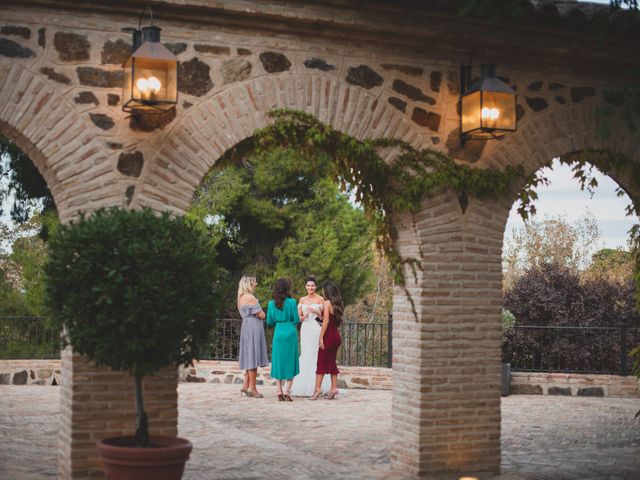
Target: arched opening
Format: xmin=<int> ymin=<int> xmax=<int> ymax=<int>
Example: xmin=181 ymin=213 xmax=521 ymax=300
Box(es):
xmin=0 ymin=130 xmax=62 ymax=478
xmin=499 ymin=151 xmax=640 ymax=478
xmin=174 ymin=114 xmax=400 ymax=477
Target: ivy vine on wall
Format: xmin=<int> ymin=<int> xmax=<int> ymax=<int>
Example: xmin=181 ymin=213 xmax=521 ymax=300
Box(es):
xmin=225 ymin=109 xmax=640 ymax=319
xmin=221 ymin=109 xmax=530 ymax=317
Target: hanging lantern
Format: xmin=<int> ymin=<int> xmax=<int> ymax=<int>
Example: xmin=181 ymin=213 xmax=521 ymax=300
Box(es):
xmin=460 ymin=64 xmax=516 ymax=144
xmin=122 ymin=15 xmax=178 ymax=114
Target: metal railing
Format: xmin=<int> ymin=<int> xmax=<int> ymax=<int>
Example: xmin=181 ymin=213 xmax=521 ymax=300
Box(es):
xmin=0 ymin=317 xmax=62 ymax=359
xmin=503 ymin=325 xmax=640 ymax=375
xmin=204 ymin=314 xmax=393 ymax=368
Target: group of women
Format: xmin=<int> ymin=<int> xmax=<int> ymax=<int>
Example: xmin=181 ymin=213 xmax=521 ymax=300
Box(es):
xmin=237 ymin=275 xmax=343 ymax=401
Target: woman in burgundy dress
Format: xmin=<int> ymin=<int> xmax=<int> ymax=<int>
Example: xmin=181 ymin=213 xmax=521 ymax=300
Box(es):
xmin=311 ymin=281 xmax=343 ymax=400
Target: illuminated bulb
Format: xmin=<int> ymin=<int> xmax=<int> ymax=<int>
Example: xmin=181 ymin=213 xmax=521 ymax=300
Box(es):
xmin=481 ymin=107 xmax=491 ymax=119
xmin=147 ymin=76 xmax=161 ymax=93
xmin=490 ymin=107 xmax=500 ymax=120
xmin=136 ymin=78 xmax=149 ymax=93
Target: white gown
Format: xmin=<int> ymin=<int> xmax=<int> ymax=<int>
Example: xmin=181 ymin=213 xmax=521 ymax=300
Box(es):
xmin=291 ymin=303 xmax=331 ymax=396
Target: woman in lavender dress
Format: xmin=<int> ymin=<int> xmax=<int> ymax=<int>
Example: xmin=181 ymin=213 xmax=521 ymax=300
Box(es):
xmin=237 ymin=275 xmax=269 ymax=398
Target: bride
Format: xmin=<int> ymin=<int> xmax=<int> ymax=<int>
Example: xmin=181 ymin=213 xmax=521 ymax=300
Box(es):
xmin=291 ymin=276 xmax=331 ymax=396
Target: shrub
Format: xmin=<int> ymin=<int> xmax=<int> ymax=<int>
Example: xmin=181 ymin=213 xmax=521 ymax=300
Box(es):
xmin=45 ymin=208 xmax=220 ymax=445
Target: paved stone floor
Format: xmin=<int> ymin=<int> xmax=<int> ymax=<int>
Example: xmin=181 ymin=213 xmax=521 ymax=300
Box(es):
xmin=1 ymin=384 xmax=640 ymax=479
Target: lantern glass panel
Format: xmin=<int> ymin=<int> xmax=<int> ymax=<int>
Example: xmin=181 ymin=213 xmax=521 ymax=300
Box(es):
xmin=131 ymin=57 xmax=177 ymax=104
xmin=122 ymin=57 xmax=133 ymax=106
xmin=461 ymin=91 xmax=481 ymax=134
xmin=480 ymin=91 xmax=516 ymax=131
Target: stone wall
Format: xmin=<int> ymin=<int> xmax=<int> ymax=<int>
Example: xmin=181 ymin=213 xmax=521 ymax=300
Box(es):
xmin=180 ymin=360 xmax=393 ymax=390
xmin=511 ymin=371 xmax=640 ymax=398
xmin=0 ymin=359 xmax=61 ymax=385
xmin=7 ymin=359 xmax=639 ymax=400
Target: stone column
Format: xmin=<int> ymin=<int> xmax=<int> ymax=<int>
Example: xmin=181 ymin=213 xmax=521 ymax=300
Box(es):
xmin=58 ymin=347 xmax=179 ymax=479
xmin=391 ymin=191 xmax=509 ymax=478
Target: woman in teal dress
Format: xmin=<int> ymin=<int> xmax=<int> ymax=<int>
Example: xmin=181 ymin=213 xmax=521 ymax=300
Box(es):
xmin=266 ymin=278 xmax=300 ymax=401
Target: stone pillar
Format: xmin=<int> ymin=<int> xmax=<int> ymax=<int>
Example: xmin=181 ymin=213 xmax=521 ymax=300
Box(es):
xmin=391 ymin=191 xmax=509 ymax=478
xmin=58 ymin=347 xmax=179 ymax=479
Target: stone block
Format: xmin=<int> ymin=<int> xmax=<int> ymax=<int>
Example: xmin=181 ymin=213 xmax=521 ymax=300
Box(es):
xmin=577 ymin=387 xmax=604 ymax=397
xmin=511 ymin=383 xmax=543 ymax=395
xmin=548 ymin=386 xmax=572 ymax=396
xmin=259 ymin=51 xmax=291 ymax=73
xmin=12 ymin=370 xmax=28 ymax=385
xmin=224 ymin=374 xmax=234 ymax=384
xmin=351 ymin=377 xmax=370 ymax=386
xmin=0 ymin=373 xmax=11 ymax=384
xmin=54 ymin=31 xmax=90 ymax=61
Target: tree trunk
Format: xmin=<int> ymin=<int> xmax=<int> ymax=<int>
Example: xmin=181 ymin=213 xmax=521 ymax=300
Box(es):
xmin=134 ymin=374 xmax=149 ymax=446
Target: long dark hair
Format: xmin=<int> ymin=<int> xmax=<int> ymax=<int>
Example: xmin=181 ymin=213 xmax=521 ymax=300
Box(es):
xmin=322 ymin=281 xmax=344 ymax=327
xmin=273 ymin=278 xmax=291 ymax=309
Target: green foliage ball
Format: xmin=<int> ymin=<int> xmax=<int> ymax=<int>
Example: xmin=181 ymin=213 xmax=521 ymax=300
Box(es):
xmin=45 ymin=208 xmax=220 ymax=378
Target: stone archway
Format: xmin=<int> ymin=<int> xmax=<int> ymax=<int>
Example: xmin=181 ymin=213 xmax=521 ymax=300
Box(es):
xmin=0 ymin=58 xmax=134 ymax=222
xmin=134 ymin=74 xmax=430 ymax=213
xmin=1 ymin=1 xmax=640 ymax=478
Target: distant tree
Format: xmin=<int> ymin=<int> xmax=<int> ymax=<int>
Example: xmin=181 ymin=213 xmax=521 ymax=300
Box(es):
xmin=0 ymin=136 xmax=54 ymax=225
xmin=504 ymin=262 xmax=636 ymax=327
xmin=582 ymin=248 xmax=635 ymax=285
xmin=503 ymin=212 xmax=601 ymax=290
xmin=0 ymin=211 xmax=56 ymax=316
xmin=611 ymin=0 xmax=639 ymax=10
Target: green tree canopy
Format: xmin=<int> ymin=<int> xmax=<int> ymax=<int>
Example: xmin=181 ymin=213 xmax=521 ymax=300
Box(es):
xmin=189 ymin=145 xmax=374 ymax=309
xmin=0 ymin=136 xmax=54 ymax=224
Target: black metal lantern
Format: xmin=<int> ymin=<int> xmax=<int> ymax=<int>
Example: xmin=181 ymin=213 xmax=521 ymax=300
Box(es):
xmin=460 ymin=64 xmax=516 ymax=144
xmin=122 ymin=10 xmax=178 ymax=114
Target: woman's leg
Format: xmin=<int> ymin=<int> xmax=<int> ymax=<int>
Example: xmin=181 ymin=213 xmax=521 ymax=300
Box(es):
xmin=248 ymin=369 xmax=257 ymax=392
xmin=310 ymin=374 xmax=324 ymax=399
xmin=276 ymin=379 xmax=283 ymax=395
xmin=285 ymin=378 xmax=293 ymax=394
xmin=242 ymin=370 xmax=249 ymax=391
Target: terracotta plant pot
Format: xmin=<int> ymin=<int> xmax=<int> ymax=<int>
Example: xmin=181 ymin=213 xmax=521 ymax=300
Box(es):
xmin=96 ymin=436 xmax=192 ymax=480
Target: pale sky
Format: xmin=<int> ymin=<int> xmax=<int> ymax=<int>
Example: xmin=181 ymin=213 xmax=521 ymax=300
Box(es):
xmin=505 ymin=159 xmax=637 ymax=250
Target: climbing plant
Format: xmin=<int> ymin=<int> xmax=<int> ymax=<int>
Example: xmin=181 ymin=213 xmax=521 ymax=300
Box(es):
xmin=221 ymin=109 xmax=527 ymax=316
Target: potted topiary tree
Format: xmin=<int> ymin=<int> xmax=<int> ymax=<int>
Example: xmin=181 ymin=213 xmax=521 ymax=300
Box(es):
xmin=45 ymin=208 xmax=220 ymax=480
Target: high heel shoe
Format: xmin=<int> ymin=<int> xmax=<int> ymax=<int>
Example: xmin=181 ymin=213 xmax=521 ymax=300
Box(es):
xmin=248 ymin=390 xmax=263 ymax=398
xmin=309 ymin=390 xmax=322 ymax=401
xmin=277 ymin=392 xmax=285 ymax=401
xmin=240 ymin=387 xmax=249 ymax=397
xmin=284 ymin=392 xmax=293 ymax=402
xmin=326 ymin=390 xmax=339 ymax=400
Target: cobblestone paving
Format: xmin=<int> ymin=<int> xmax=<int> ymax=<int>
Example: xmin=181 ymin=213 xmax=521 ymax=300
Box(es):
xmin=1 ymin=385 xmax=639 ymax=479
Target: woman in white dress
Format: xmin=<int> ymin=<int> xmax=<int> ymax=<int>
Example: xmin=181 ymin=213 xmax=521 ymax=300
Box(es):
xmin=291 ymin=276 xmax=331 ymax=396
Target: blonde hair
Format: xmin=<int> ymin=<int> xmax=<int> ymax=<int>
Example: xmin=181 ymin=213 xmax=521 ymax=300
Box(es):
xmin=237 ymin=275 xmax=256 ymax=300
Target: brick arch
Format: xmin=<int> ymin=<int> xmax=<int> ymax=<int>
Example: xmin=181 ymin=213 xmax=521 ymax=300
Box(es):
xmin=478 ymin=98 xmax=640 ymax=205
xmin=0 ymin=58 xmax=117 ymax=222
xmin=135 ymin=74 xmax=431 ymax=212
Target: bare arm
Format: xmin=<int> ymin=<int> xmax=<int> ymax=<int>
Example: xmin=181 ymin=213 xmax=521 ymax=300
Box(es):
xmin=297 ymin=297 xmax=305 ymax=321
xmin=239 ymin=293 xmax=265 ymax=319
xmin=319 ymin=300 xmax=331 ymax=349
